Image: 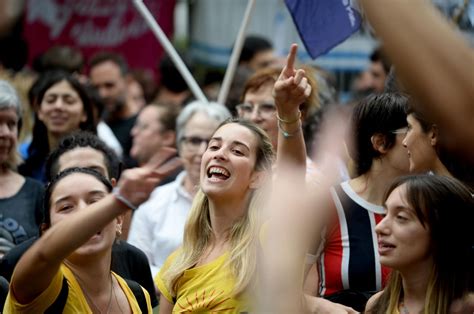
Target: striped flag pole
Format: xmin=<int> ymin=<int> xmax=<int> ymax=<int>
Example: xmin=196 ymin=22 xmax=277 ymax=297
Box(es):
xmin=132 ymin=0 xmax=208 ymax=104
xmin=217 ymin=0 xmax=256 ymax=106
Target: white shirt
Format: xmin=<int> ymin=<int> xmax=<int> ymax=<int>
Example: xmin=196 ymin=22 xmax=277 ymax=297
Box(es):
xmin=97 ymin=121 xmax=123 ymax=158
xmin=127 ymin=171 xmax=193 ymax=277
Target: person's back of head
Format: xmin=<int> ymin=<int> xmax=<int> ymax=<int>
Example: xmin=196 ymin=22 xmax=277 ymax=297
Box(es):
xmin=158 ymin=54 xmax=193 ymax=94
xmin=370 ymin=47 xmax=391 ymax=75
xmin=226 ymin=66 xmax=254 ymax=114
xmin=82 ymin=83 xmax=105 ymax=125
xmin=383 ymin=67 xmax=405 ymax=93
xmin=37 ymin=45 xmax=85 ymax=74
xmin=129 ymin=69 xmax=157 ymax=104
xmin=0 ymin=23 xmax=28 ymax=72
xmin=151 ymin=104 xmax=179 ymax=135
xmin=368 ymin=47 xmax=392 ymax=93
xmin=349 ymin=92 xmax=409 ymax=176
xmin=239 ymin=36 xmax=274 ymax=70
xmin=45 ymin=131 xmax=121 ymax=182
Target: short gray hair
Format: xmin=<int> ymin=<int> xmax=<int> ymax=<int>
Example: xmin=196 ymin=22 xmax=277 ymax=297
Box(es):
xmin=176 ymin=101 xmax=231 ymax=145
xmin=0 ymin=80 xmax=22 ymax=121
xmin=0 ymin=80 xmax=22 ymax=168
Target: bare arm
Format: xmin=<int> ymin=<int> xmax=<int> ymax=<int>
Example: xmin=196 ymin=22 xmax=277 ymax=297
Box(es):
xmin=12 ymin=195 xmax=129 ymax=302
xmin=159 ymin=294 xmax=174 ymax=314
xmin=260 ymin=110 xmax=352 ymax=313
xmin=360 ymin=0 xmax=474 ymax=157
xmin=365 ymin=290 xmax=383 ymax=313
xmin=304 ymin=263 xmax=319 ymax=296
xmin=11 ymin=149 xmax=181 ymax=304
xmin=273 ymin=44 xmax=312 ymax=180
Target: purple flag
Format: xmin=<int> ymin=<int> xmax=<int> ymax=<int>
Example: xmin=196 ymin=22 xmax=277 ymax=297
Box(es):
xmin=284 ymin=0 xmax=362 ymax=59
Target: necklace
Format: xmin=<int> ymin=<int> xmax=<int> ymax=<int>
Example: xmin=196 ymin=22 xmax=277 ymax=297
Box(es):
xmin=75 ymin=272 xmax=114 ymax=314
xmin=399 ymin=300 xmax=410 ymax=314
xmin=112 ymin=277 xmax=124 ymax=314
xmin=399 ymin=299 xmax=424 ymax=314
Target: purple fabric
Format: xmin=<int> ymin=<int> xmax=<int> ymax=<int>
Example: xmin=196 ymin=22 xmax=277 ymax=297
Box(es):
xmin=284 ymin=0 xmax=361 ymax=58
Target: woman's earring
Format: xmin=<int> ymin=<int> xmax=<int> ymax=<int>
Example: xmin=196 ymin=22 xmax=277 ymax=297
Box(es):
xmin=116 ymin=227 xmax=122 ymax=237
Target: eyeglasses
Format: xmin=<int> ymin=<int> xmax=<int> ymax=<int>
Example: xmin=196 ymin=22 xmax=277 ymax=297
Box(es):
xmin=236 ymin=102 xmax=276 ymax=118
xmin=391 ymin=127 xmax=408 ymax=135
xmin=180 ymin=136 xmax=210 ymax=151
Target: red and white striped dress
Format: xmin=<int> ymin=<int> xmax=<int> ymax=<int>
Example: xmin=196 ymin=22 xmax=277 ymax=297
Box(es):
xmin=317 ymin=181 xmax=391 ymax=297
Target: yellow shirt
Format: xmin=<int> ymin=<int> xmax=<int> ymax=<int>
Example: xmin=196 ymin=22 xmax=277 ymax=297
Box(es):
xmin=156 ymin=250 xmax=248 ymax=313
xmin=4 ymin=264 xmax=152 ymax=313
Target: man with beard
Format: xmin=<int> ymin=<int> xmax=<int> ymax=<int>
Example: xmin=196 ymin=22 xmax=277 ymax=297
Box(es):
xmin=89 ymin=52 xmax=137 ymax=166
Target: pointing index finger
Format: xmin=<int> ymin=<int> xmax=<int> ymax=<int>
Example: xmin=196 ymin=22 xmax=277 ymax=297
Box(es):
xmin=286 ymin=44 xmax=298 ymax=71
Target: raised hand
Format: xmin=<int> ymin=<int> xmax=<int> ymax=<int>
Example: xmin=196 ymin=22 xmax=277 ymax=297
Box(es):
xmin=273 ymin=43 xmax=312 ymax=118
xmin=115 ymin=147 xmax=182 ymax=208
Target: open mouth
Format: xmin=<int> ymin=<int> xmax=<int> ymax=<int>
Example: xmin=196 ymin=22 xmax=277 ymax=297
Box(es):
xmin=378 ymin=241 xmax=396 ymax=253
xmin=207 ymin=166 xmax=230 ymax=181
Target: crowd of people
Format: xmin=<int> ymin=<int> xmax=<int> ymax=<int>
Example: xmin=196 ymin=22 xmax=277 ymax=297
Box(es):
xmin=0 ymin=0 xmax=473 ymax=313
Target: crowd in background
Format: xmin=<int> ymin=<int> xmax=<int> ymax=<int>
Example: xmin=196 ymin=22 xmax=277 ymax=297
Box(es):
xmin=0 ymin=0 xmax=473 ymax=313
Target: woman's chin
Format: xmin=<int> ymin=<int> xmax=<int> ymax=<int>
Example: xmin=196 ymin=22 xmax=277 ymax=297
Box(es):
xmin=72 ymin=235 xmax=113 ymax=258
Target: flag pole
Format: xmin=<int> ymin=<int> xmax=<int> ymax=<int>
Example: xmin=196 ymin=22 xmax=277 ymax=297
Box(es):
xmin=217 ymin=0 xmax=256 ymax=105
xmin=132 ymin=0 xmax=208 ymax=103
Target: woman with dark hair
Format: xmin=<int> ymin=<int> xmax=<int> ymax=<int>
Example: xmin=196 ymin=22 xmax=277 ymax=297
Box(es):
xmin=3 ymin=164 xmax=165 ymax=312
xmin=19 ymin=71 xmax=96 ymax=182
xmin=302 ymin=92 xmax=411 ymax=311
xmin=276 ymin=82 xmax=410 ymax=311
xmin=403 ymin=106 xmax=474 ymax=190
xmin=366 ymin=175 xmax=473 ymax=313
xmin=269 ymin=45 xmax=412 ymax=311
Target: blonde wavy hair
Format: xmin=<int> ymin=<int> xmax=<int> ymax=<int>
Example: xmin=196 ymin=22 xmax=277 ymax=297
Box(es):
xmin=164 ymin=118 xmax=274 ymax=297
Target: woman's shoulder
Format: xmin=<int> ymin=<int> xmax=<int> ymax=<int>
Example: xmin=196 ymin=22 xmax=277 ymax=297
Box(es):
xmin=156 ymin=248 xmax=183 ymax=280
xmin=162 ymin=248 xmax=182 ymax=268
xmin=365 ymin=290 xmax=384 ymax=313
xmin=23 ymin=176 xmax=45 ymax=192
xmin=113 ymin=273 xmax=152 ymax=313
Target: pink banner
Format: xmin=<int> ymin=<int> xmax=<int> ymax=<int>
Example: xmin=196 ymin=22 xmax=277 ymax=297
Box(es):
xmin=23 ymin=0 xmax=175 ymax=75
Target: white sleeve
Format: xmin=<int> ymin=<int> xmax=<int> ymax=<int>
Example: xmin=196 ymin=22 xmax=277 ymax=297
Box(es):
xmin=127 ymin=200 xmax=155 ymax=270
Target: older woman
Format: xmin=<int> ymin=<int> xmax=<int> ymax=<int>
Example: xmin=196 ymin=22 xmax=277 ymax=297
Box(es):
xmin=0 ymin=80 xmax=43 ymax=258
xmin=127 ymin=101 xmax=231 ymax=277
xmin=19 ymin=71 xmax=95 ymax=182
xmin=237 ymin=65 xmax=319 ymax=151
